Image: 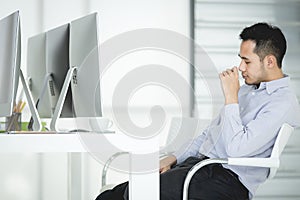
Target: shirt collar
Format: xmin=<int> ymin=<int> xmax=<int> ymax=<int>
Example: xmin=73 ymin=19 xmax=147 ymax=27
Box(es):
xmin=255 ymin=75 xmax=290 ymax=94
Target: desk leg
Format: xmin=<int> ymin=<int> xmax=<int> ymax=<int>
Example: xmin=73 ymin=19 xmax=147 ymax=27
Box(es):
xmin=129 ymin=152 xmax=159 ymax=200
xmin=68 ymin=153 xmax=82 ymax=200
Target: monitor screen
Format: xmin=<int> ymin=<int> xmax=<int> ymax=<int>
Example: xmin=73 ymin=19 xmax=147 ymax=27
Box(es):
xmin=70 ymin=13 xmax=102 ymax=117
xmin=0 ymin=11 xmax=20 ymax=117
xmin=46 ymin=23 xmax=73 ymax=118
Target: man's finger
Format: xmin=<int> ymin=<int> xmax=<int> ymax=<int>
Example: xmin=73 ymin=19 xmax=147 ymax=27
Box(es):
xmin=232 ymin=66 xmax=238 ymax=73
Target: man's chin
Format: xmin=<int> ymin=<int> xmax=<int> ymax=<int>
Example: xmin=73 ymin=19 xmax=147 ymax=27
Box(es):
xmin=245 ymin=80 xmax=260 ymax=86
xmin=244 ymin=80 xmax=254 ymax=85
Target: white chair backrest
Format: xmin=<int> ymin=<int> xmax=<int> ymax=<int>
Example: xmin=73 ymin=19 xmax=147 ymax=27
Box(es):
xmin=268 ymin=123 xmax=294 ymax=179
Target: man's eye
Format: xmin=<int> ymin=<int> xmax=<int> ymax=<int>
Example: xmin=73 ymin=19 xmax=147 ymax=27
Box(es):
xmin=245 ymin=62 xmax=250 ymax=64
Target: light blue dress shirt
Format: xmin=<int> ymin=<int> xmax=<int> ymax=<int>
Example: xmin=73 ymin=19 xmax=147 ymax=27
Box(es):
xmin=174 ymin=76 xmax=300 ymax=198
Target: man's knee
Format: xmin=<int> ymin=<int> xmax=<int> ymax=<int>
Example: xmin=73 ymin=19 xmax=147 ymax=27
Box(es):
xmin=95 ymin=182 xmax=128 ymax=200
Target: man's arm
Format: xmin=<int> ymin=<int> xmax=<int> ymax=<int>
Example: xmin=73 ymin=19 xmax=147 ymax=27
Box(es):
xmin=217 ymin=67 xmax=299 ymax=157
xmin=159 ymin=67 xmax=240 ymax=173
xmin=159 ymin=127 xmax=209 ymax=173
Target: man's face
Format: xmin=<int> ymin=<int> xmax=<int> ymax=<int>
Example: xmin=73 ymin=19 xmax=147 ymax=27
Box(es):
xmin=238 ymin=40 xmax=267 ymax=85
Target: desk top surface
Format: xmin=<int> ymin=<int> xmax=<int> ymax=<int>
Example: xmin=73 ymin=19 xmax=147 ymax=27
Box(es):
xmin=0 ymin=131 xmax=159 ymax=153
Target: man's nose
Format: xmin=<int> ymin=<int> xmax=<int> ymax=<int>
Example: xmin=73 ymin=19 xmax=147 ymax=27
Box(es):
xmin=239 ymin=60 xmax=246 ymax=72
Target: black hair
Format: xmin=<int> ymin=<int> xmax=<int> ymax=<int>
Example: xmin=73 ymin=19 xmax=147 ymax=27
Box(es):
xmin=239 ymin=22 xmax=287 ymax=68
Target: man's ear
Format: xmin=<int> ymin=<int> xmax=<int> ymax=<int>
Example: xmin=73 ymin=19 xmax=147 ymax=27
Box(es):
xmin=264 ymin=55 xmax=277 ymax=69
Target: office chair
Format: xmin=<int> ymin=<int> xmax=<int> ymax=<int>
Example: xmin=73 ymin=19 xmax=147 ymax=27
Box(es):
xmin=182 ymin=123 xmax=294 ymax=200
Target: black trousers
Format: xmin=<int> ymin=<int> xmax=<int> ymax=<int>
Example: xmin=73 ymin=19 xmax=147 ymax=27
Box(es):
xmin=95 ymin=156 xmax=249 ymax=200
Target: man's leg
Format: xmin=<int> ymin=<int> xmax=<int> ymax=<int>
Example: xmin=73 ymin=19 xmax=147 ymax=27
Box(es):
xmin=187 ymin=164 xmax=249 ymax=200
xmin=95 ymin=157 xmax=201 ymax=200
xmin=96 ymin=157 xmax=248 ymax=200
xmin=160 ymin=156 xmax=204 ymax=200
xmin=160 ymin=157 xmax=249 ymax=200
xmin=95 ymin=182 xmax=128 ymax=200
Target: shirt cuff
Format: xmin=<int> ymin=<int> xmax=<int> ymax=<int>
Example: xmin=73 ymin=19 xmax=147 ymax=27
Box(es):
xmin=173 ymin=148 xmax=186 ymax=164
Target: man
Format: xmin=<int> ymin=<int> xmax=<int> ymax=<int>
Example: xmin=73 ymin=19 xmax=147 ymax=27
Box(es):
xmin=96 ymin=22 xmax=300 ymax=200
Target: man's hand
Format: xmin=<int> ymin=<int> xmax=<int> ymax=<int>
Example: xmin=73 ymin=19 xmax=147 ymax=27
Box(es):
xmin=159 ymin=155 xmax=177 ymax=174
xmin=219 ymin=67 xmax=240 ymax=105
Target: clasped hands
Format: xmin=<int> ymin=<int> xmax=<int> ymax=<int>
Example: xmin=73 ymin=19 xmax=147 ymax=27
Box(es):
xmin=219 ymin=66 xmax=240 ymax=105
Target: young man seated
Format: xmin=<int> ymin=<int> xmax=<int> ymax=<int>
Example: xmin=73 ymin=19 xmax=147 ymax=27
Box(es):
xmin=96 ymin=22 xmax=300 ymax=200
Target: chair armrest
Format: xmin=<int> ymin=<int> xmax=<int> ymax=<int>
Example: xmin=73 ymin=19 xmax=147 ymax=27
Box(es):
xmin=228 ymin=157 xmax=279 ymax=168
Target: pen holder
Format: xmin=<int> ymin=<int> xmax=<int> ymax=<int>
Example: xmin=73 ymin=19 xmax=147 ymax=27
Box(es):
xmin=5 ymin=112 xmax=22 ymax=131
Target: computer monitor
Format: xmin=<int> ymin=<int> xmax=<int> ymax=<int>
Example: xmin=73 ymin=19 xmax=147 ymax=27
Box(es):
xmin=46 ymin=23 xmax=73 ymax=118
xmin=50 ymin=13 xmax=102 ymax=131
xmin=27 ymin=24 xmax=73 ymax=131
xmin=70 ymin=12 xmax=102 ymax=118
xmin=0 ymin=11 xmax=20 ymax=117
xmin=27 ymin=32 xmax=52 ymax=118
xmin=0 ymin=11 xmax=41 ymax=131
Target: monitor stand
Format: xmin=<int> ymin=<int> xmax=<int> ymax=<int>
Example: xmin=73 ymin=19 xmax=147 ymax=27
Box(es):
xmin=50 ymin=66 xmax=77 ymax=132
xmin=19 ymin=69 xmax=42 ymax=131
xmin=27 ymin=73 xmax=57 ymax=130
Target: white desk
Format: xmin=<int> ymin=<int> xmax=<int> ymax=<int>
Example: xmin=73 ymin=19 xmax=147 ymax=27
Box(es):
xmin=0 ymin=133 xmax=159 ymax=200
xmin=0 ymin=133 xmax=86 ymax=152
